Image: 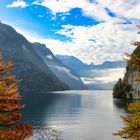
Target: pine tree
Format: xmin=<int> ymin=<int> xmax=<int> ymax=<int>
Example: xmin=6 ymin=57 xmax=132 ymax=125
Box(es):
xmin=0 ymin=51 xmax=33 ymax=140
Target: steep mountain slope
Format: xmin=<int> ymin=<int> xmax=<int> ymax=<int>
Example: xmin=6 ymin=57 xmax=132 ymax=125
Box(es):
xmin=56 ymin=55 xmax=88 ymax=72
xmin=0 ymin=22 xmax=69 ymax=93
xmin=32 ymin=43 xmax=86 ymax=90
xmin=113 ymin=45 xmax=140 ymax=99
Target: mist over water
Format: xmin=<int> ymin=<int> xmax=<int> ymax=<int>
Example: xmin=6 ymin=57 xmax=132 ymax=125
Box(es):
xmin=22 ymin=90 xmax=129 ymax=140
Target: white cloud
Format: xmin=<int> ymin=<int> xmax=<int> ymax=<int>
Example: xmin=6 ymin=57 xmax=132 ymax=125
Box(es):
xmin=15 ymin=19 xmax=140 ymax=64
xmin=55 ymin=66 xmax=79 ymax=80
xmin=97 ymin=0 xmax=140 ymax=20
xmin=32 ymin=0 xmax=111 ymax=21
xmin=81 ymin=68 xmax=125 ymax=89
xmin=38 ymin=20 xmax=140 ymax=64
xmin=6 ymin=0 xmax=140 ymax=21
xmin=83 ymin=68 xmax=125 ymax=84
xmin=6 ymin=0 xmax=28 ymax=8
xmin=32 ymin=0 xmax=140 ymax=21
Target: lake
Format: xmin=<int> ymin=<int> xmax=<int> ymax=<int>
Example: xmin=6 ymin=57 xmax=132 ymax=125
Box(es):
xmin=22 ymin=90 xmax=129 ymax=140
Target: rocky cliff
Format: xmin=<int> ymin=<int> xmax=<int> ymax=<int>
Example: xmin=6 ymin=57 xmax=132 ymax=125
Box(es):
xmin=113 ymin=45 xmax=140 ymax=99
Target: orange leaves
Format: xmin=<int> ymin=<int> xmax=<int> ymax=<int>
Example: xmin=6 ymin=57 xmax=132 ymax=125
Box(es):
xmin=0 ymin=112 xmax=22 ymax=126
xmin=0 ymin=51 xmax=33 ymax=139
xmin=129 ymin=54 xmax=140 ymax=68
xmin=114 ymin=27 xmax=140 ymax=140
xmin=128 ymin=101 xmax=140 ymax=113
xmin=16 ymin=124 xmax=33 ymax=138
xmin=0 ymin=82 xmax=19 ymax=96
xmin=0 ymin=102 xmax=22 ymax=112
xmin=0 ymin=124 xmax=33 ymax=140
xmin=0 ymin=60 xmax=14 ymax=76
xmin=113 ymin=108 xmax=140 ymax=140
xmin=125 ymin=53 xmax=140 ymax=68
xmin=135 ymin=72 xmax=140 ymax=81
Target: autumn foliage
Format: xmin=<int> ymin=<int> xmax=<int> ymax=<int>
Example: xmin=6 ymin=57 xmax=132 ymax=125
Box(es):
xmin=0 ymin=52 xmax=33 ymax=139
xmin=113 ymin=28 xmax=140 ymax=140
xmin=113 ymin=101 xmax=140 ymax=139
xmin=125 ymin=42 xmax=140 ymax=68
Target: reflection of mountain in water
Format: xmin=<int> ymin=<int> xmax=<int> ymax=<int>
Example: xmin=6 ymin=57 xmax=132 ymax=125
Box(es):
xmin=22 ymin=90 xmax=129 ymax=140
xmin=113 ymin=99 xmax=131 ymax=113
xmin=22 ymin=92 xmax=82 ymax=128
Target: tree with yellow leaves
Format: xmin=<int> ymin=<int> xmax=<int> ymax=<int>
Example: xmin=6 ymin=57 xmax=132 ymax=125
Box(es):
xmin=0 ymin=51 xmax=33 ymax=140
xmin=113 ymin=101 xmax=140 ymax=139
xmin=114 ymin=29 xmax=140 ymax=140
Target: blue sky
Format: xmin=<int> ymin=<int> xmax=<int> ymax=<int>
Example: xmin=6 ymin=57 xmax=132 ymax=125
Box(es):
xmin=0 ymin=0 xmax=100 ymax=40
xmin=0 ymin=0 xmax=140 ymax=64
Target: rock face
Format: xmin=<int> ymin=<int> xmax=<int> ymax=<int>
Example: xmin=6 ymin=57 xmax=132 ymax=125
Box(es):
xmin=0 ymin=22 xmax=69 ymax=93
xmin=32 ymin=43 xmax=86 ymax=90
xmin=127 ymin=70 xmax=140 ymax=99
xmin=113 ymin=48 xmax=140 ymax=99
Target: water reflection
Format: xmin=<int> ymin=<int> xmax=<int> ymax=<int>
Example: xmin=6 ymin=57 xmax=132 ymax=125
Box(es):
xmin=22 ymin=92 xmax=82 ymax=128
xmin=113 ymin=98 xmax=132 ymax=113
xmin=22 ymin=90 xmax=128 ymax=140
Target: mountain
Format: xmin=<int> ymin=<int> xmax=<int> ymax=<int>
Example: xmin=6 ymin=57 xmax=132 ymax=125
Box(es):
xmin=56 ymin=55 xmax=89 ymax=72
xmin=32 ymin=43 xmax=86 ymax=90
xmin=90 ymin=61 xmax=126 ymax=69
xmin=56 ymin=55 xmax=126 ymax=72
xmin=56 ymin=55 xmax=126 ymax=90
xmin=0 ymin=22 xmax=69 ymax=93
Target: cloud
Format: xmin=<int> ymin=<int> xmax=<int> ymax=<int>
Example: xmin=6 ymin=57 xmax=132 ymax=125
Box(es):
xmin=16 ymin=18 xmax=140 ymax=64
xmin=39 ymin=19 xmax=140 ymax=64
xmin=97 ymin=0 xmax=140 ymax=20
xmin=6 ymin=0 xmax=140 ymax=21
xmin=6 ymin=0 xmax=28 ymax=8
xmin=32 ymin=0 xmax=111 ymax=21
xmin=55 ymin=66 xmax=79 ymax=80
xmin=82 ymin=68 xmax=125 ymax=84
xmin=32 ymin=0 xmax=140 ymax=21
xmin=81 ymin=68 xmax=125 ymax=89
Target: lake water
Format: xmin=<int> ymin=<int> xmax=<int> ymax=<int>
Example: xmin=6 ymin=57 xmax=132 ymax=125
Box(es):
xmin=22 ymin=90 xmax=129 ymax=140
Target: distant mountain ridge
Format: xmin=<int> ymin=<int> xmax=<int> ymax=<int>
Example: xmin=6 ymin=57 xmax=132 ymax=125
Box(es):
xmin=0 ymin=22 xmax=69 ymax=93
xmin=56 ymin=55 xmax=126 ymax=90
xmin=0 ymin=21 xmax=126 ymax=92
xmin=32 ymin=43 xmax=86 ymax=90
xmin=90 ymin=60 xmax=126 ymax=69
xmin=56 ymin=55 xmax=126 ymax=72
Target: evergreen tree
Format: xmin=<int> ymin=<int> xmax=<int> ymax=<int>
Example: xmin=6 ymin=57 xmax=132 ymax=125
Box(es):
xmin=0 ymin=51 xmax=33 ymax=139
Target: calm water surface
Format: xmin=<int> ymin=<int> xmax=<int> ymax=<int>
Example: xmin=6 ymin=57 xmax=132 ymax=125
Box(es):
xmin=22 ymin=90 xmax=129 ymax=140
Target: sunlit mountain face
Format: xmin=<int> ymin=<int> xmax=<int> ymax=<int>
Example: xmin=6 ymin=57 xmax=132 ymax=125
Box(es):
xmin=0 ymin=0 xmax=140 ymax=89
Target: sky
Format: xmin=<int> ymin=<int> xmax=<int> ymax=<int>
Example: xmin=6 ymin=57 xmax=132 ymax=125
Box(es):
xmin=0 ymin=0 xmax=140 ymax=64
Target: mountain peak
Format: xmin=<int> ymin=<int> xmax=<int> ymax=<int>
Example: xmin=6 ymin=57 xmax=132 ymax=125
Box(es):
xmin=0 ymin=21 xmax=69 ymax=92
